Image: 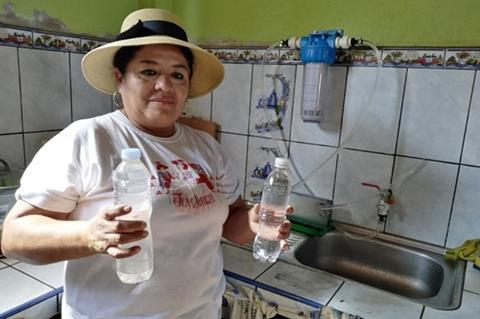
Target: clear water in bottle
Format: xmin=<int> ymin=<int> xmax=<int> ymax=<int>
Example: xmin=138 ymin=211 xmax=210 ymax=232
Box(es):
xmin=253 ymin=158 xmax=290 ymax=263
xmin=113 ymin=148 xmax=153 ymax=284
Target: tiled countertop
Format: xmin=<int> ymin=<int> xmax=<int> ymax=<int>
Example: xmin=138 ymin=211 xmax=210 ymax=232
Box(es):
xmin=221 ymin=242 xmax=480 ymax=319
xmin=1 ymin=241 xmax=480 ymax=319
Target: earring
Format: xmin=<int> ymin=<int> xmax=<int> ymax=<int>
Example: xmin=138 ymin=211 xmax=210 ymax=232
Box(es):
xmin=112 ymin=91 xmax=123 ymax=108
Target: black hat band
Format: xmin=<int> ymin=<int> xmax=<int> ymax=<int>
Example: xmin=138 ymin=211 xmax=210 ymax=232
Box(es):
xmin=116 ymin=19 xmax=188 ymax=41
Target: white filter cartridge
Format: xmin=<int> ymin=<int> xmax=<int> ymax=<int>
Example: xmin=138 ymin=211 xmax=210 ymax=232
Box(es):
xmin=301 ymin=63 xmax=331 ymax=122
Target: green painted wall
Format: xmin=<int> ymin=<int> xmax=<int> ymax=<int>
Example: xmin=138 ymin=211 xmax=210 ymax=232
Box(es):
xmin=1 ymin=0 xmax=480 ymax=47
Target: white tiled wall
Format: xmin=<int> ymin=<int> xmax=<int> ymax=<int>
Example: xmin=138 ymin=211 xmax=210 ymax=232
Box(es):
xmin=208 ymin=63 xmax=480 ymax=248
xmin=0 ymin=46 xmax=112 ymax=169
xmin=1 ymin=43 xmax=479 ymax=248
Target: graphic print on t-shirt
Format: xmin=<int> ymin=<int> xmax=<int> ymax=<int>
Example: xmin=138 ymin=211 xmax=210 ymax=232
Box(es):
xmin=153 ymin=159 xmax=218 ymax=213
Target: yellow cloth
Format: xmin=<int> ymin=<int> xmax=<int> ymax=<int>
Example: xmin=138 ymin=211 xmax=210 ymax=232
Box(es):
xmin=445 ymin=239 xmax=480 ymax=267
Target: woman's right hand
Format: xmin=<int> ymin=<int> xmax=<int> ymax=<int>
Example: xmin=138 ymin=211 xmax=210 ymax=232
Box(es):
xmin=84 ymin=205 xmax=148 ymax=259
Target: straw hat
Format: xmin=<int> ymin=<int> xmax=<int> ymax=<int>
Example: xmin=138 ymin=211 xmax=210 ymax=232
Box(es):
xmin=81 ymin=8 xmax=224 ymax=98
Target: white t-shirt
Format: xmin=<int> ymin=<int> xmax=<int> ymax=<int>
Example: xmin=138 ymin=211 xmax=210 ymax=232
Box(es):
xmin=17 ymin=110 xmax=241 ymax=319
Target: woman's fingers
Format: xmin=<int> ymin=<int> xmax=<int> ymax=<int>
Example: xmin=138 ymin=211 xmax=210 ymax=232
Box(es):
xmin=102 ymin=204 xmax=132 ymax=221
xmin=277 ymin=219 xmax=291 ymax=240
xmin=106 ymin=245 xmax=141 ymax=258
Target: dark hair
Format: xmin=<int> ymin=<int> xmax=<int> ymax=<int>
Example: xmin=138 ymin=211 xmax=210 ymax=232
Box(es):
xmin=112 ymin=45 xmax=194 ymax=79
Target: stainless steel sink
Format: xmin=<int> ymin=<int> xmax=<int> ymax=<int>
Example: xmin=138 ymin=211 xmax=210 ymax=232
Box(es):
xmin=293 ymin=225 xmax=466 ymax=310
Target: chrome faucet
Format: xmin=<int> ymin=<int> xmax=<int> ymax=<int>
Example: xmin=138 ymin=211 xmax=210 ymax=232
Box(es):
xmin=362 ymin=182 xmax=394 ymax=222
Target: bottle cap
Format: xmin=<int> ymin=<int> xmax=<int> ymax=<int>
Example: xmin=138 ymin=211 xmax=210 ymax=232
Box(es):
xmin=274 ymin=157 xmax=289 ymax=169
xmin=121 ymin=148 xmax=141 ymax=160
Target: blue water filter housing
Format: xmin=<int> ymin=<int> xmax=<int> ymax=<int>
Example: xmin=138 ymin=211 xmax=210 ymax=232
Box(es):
xmin=299 ymin=29 xmax=343 ymax=122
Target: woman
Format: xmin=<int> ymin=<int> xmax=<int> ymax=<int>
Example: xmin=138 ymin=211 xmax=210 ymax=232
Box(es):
xmin=1 ymin=8 xmax=291 ymax=319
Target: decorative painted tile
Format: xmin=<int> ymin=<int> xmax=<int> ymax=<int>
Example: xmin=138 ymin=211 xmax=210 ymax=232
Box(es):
xmin=249 ymin=64 xmax=295 ymax=139
xmin=256 ymin=289 xmax=320 ymax=316
xmin=278 ymin=48 xmax=300 ymax=64
xmin=208 ymin=48 xmax=238 ymax=63
xmin=389 ymin=157 xmax=457 ymax=245
xmin=382 ymin=49 xmax=444 ymax=68
xmin=236 ymin=48 xmax=264 ymax=63
xmin=33 ymin=32 xmax=81 ymax=52
xmin=445 ymin=49 xmax=480 ymax=69
xmin=251 ymin=48 xmax=280 ymax=64
xmin=245 ymin=136 xmax=288 ymax=202
xmin=346 ymin=49 xmax=380 ymax=66
xmin=334 ymin=49 xmax=353 ymax=65
xmin=80 ymin=38 xmax=106 ymax=52
xmin=0 ymin=27 xmax=32 ymax=47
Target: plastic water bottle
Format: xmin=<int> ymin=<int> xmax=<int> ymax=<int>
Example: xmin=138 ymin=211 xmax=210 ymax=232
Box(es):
xmin=113 ymin=148 xmax=153 ymax=284
xmin=253 ymin=157 xmax=290 ymax=263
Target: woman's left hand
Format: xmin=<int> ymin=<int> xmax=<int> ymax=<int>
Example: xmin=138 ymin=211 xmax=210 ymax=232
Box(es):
xmin=248 ymin=204 xmax=293 ymax=251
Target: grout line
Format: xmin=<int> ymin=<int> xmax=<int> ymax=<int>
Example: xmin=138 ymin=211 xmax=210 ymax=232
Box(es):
xmin=16 ymin=47 xmax=27 ymax=168
xmin=331 ymin=66 xmax=350 ymax=202
xmin=68 ymin=53 xmax=73 ymax=123
xmin=443 ymin=69 xmax=477 ymax=246
xmin=325 ymin=280 xmax=345 ymax=306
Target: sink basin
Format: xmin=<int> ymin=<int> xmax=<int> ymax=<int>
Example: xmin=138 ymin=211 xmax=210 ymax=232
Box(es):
xmin=293 ymin=226 xmax=466 ymax=310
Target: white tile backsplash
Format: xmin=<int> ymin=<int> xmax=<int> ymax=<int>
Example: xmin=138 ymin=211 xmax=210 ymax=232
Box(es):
xmin=1 ymin=42 xmax=480 ymax=248
xmin=289 ymin=142 xmax=336 ymax=200
xmin=341 ymin=67 xmax=405 ymax=154
xmin=19 ymin=48 xmax=71 ymax=132
xmin=218 ymin=132 xmax=248 ymax=198
xmin=71 ymin=53 xmax=112 ymax=121
xmin=24 ymin=131 xmax=60 ymax=164
xmin=212 ymin=64 xmax=252 ymax=134
xmin=397 ymin=69 xmax=473 ymax=162
xmin=0 ymin=46 xmax=21 ymax=134
xmin=0 ymin=134 xmax=24 ymax=168
xmin=447 ymin=165 xmax=480 ymax=247
xmin=389 ymin=157 xmax=457 ymax=245
xmin=183 ymin=93 xmax=212 ymax=120
xmin=334 ymin=149 xmax=394 ymax=229
xmin=462 ymin=71 xmax=480 ymax=166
